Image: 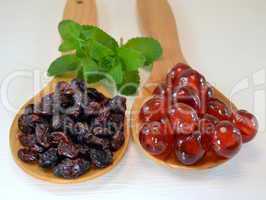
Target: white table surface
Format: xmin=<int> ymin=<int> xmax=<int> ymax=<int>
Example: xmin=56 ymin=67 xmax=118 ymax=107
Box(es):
xmin=0 ymin=0 xmax=266 ymax=199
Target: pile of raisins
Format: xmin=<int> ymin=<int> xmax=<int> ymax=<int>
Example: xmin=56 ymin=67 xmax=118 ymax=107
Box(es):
xmin=139 ymin=63 xmax=258 ymax=166
xmin=17 ymin=79 xmax=126 ymax=179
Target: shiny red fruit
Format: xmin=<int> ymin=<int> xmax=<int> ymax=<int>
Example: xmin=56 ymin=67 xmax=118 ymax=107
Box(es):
xmin=233 ymin=110 xmax=258 ymax=143
xmin=139 ymin=97 xmax=166 ymax=122
xmin=175 ymin=132 xmax=206 ymax=165
xmin=173 ymin=69 xmax=206 ymax=93
xmin=212 ymin=121 xmax=242 ymax=159
xmin=198 ymin=84 xmax=213 ymax=115
xmin=166 ymin=63 xmax=190 ymax=85
xmin=168 ymin=103 xmax=199 ymax=135
xmin=199 ymin=114 xmax=219 ymax=150
xmin=153 ymin=84 xmax=172 ymax=98
xmin=139 ymin=120 xmax=173 ymax=157
xmin=207 ymin=98 xmax=232 ymax=121
xmin=172 ymin=86 xmax=200 ymax=112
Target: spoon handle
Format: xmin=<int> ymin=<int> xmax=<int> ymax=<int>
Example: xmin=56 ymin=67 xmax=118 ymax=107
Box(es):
xmin=63 ymin=0 xmax=97 ymax=25
xmin=137 ymin=0 xmax=185 ymax=83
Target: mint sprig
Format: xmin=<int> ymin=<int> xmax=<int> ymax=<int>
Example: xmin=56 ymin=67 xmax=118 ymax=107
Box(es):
xmin=48 ymin=20 xmax=162 ymax=95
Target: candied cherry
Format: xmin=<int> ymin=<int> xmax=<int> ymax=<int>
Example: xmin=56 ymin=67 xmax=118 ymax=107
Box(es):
xmin=168 ymin=103 xmax=199 ymax=135
xmin=199 ymin=114 xmax=219 ymax=150
xmin=153 ymin=83 xmax=172 ymax=98
xmin=139 ymin=96 xmax=167 ymax=122
xmin=212 ymin=121 xmax=242 ymax=159
xmin=166 ymin=63 xmax=190 ymax=85
xmin=175 ymin=132 xmax=206 ymax=165
xmin=173 ymin=69 xmax=206 ymax=92
xmin=139 ymin=120 xmax=173 ymax=157
xmin=233 ymin=110 xmax=258 ymax=143
xmin=171 ymin=86 xmax=200 ymax=112
xmin=207 ymin=98 xmax=232 ymax=121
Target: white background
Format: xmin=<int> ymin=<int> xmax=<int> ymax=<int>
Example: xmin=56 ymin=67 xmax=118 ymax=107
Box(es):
xmin=0 ymin=0 xmax=266 ymax=200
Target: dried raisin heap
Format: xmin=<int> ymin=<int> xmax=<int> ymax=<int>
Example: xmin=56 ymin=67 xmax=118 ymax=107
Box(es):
xmin=17 ymin=79 xmax=126 ymax=179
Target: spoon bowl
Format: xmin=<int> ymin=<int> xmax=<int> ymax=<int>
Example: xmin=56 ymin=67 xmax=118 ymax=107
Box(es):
xmin=9 ymin=0 xmax=130 ymax=183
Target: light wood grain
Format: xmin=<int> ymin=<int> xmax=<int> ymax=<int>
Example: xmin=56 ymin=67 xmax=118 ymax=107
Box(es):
xmin=9 ymin=0 xmax=130 ymax=184
xmin=131 ymin=0 xmax=238 ymax=169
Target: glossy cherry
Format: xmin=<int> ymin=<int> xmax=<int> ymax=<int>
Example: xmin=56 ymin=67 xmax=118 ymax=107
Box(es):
xmin=153 ymin=83 xmax=172 ymax=98
xmin=171 ymin=86 xmax=200 ymax=112
xmin=139 ymin=120 xmax=173 ymax=157
xmin=199 ymin=114 xmax=219 ymax=151
xmin=212 ymin=121 xmax=242 ymax=159
xmin=207 ymin=98 xmax=232 ymax=121
xmin=166 ymin=63 xmax=190 ymax=85
xmin=233 ymin=110 xmax=258 ymax=143
xmin=139 ymin=96 xmax=166 ymax=122
xmin=168 ymin=103 xmax=199 ymax=135
xmin=175 ymin=132 xmax=206 ymax=165
xmin=173 ymin=69 xmax=206 ymax=92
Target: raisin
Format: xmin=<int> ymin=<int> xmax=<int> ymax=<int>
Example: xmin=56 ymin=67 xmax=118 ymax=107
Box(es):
xmin=35 ymin=123 xmax=50 ymax=148
xmin=48 ymin=132 xmax=69 ymax=144
xmin=19 ymin=133 xmax=44 ymax=153
xmin=87 ymin=88 xmax=107 ymax=102
xmin=53 ymin=158 xmax=90 ymax=179
xmin=83 ymin=101 xmax=101 ymax=117
xmin=73 ymin=122 xmax=92 ymax=143
xmin=110 ymin=129 xmax=125 ymax=151
xmin=89 ymin=149 xmax=113 ymax=168
xmin=107 ymin=96 xmax=127 ymax=114
xmin=24 ymin=104 xmax=34 ymax=115
xmin=38 ymin=148 xmax=59 ymax=168
xmin=18 ymin=148 xmax=38 ymax=163
xmin=57 ymin=142 xmax=79 ymax=159
xmin=18 ymin=114 xmax=41 ymax=134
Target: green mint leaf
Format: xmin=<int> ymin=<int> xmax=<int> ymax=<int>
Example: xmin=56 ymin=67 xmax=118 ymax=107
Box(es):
xmin=118 ymin=70 xmax=140 ymax=95
xmin=108 ymin=60 xmax=123 ymax=84
xmin=58 ymin=20 xmax=82 ymax=41
xmin=48 ymin=54 xmax=79 ymax=76
xmin=118 ymin=47 xmax=145 ymax=71
xmin=88 ymin=40 xmax=114 ymax=61
xmin=59 ymin=39 xmax=79 ymax=52
xmin=124 ymin=37 xmax=162 ymax=65
xmin=81 ymin=58 xmax=105 ymax=83
xmin=81 ymin=25 xmax=119 ymax=50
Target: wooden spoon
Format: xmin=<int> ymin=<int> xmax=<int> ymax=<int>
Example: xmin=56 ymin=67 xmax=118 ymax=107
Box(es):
xmin=131 ymin=0 xmax=237 ymax=169
xmin=9 ymin=0 xmax=129 ymax=184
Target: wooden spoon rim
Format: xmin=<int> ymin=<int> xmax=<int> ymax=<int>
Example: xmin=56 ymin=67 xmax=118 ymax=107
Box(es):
xmin=9 ymin=77 xmax=130 ymax=184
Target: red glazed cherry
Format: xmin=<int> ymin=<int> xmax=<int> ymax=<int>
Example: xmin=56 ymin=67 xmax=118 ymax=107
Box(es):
xmin=172 ymin=86 xmax=200 ymax=112
xmin=166 ymin=63 xmax=190 ymax=85
xmin=153 ymin=83 xmax=173 ymax=98
xmin=233 ymin=110 xmax=258 ymax=143
xmin=139 ymin=96 xmax=166 ymax=122
xmin=139 ymin=120 xmax=173 ymax=157
xmin=212 ymin=121 xmax=242 ymax=159
xmin=168 ymin=103 xmax=199 ymax=135
xmin=175 ymin=132 xmax=206 ymax=165
xmin=199 ymin=114 xmax=219 ymax=150
xmin=207 ymin=98 xmax=232 ymax=121
xmin=173 ymin=69 xmax=206 ymax=93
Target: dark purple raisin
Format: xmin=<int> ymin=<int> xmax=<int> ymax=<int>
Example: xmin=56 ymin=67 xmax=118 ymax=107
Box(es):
xmin=57 ymin=142 xmax=79 ymax=159
xmin=92 ymin=127 xmax=110 ymax=138
xmin=110 ymin=129 xmax=125 ymax=151
xmin=35 ymin=94 xmax=53 ymax=116
xmin=18 ymin=114 xmax=41 ymax=134
xmin=52 ymin=113 xmax=62 ymax=130
xmin=48 ymin=132 xmax=69 ymax=144
xmin=107 ymin=96 xmax=126 ymax=114
xmin=18 ymin=133 xmax=44 ymax=153
xmin=35 ymin=123 xmax=50 ymax=148
xmin=89 ymin=148 xmax=113 ymax=168
xmin=73 ymin=122 xmax=92 ymax=143
xmin=76 ymin=145 xmax=90 ymax=159
xmin=65 ymin=104 xmax=81 ymax=117
xmin=87 ymin=88 xmax=106 ymax=102
xmin=87 ymin=135 xmax=110 ymax=150
xmin=83 ymin=101 xmax=101 ymax=117
xmin=71 ymin=79 xmax=86 ymax=92
xmin=18 ymin=148 xmax=38 ymax=163
xmin=56 ymin=81 xmax=73 ymax=95
xmin=38 ymin=148 xmax=59 ymax=168
xmin=63 ymin=116 xmax=75 ymax=135
xmin=53 ymin=158 xmax=90 ymax=179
